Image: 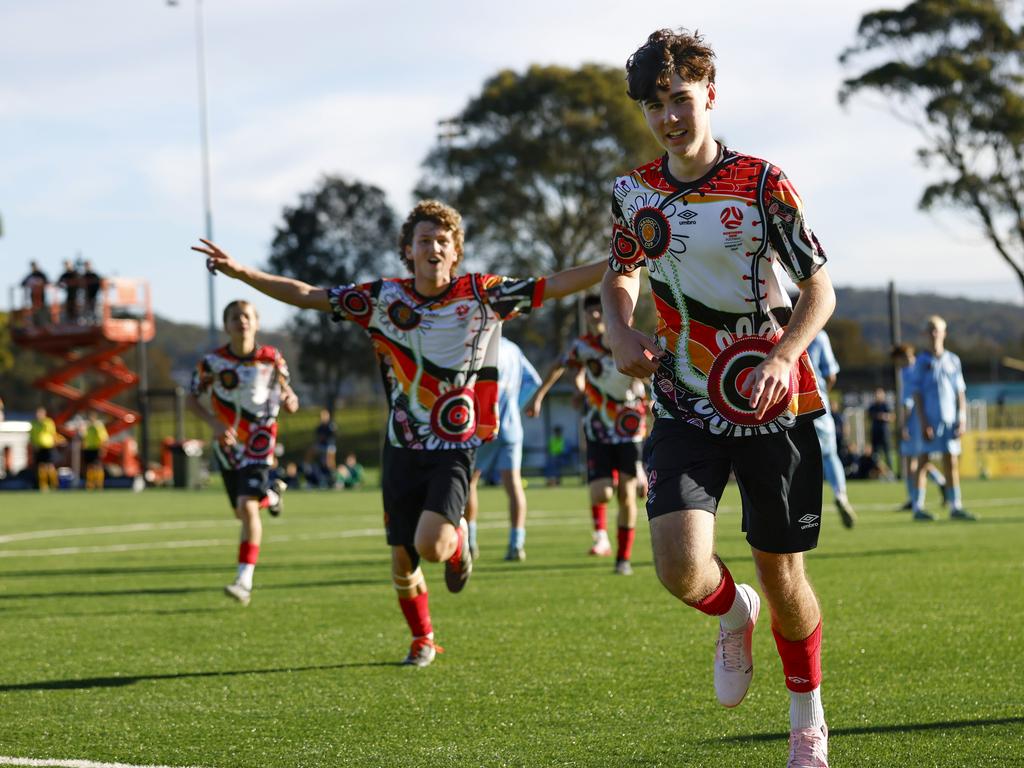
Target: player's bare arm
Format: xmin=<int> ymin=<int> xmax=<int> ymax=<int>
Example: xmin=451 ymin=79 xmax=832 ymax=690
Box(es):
xmin=540 ymin=260 xmax=607 ymax=300
xmin=601 ymin=269 xmax=663 ymax=377
xmin=525 ymin=360 xmax=568 ymax=417
xmin=192 ymin=238 xmax=331 ymax=312
xmin=748 ymin=267 xmax=836 ymax=420
xmin=186 ymin=391 xmax=234 ymax=445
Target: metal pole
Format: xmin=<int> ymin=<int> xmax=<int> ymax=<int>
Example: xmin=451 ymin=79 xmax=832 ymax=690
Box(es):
xmin=138 ymin=319 xmax=151 ymax=475
xmin=194 ymin=0 xmax=217 ymax=347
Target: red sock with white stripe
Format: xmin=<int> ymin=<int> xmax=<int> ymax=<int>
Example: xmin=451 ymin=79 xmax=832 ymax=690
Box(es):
xmin=773 ymin=621 xmax=825 ymax=729
xmin=236 ymin=541 xmax=259 ymax=590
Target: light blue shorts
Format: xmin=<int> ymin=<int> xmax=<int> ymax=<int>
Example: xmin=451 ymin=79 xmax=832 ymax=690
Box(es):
xmin=475 ymin=439 xmax=521 ymax=477
xmin=918 ymin=421 xmax=961 ymax=457
xmin=813 ymin=413 xmax=838 ymax=458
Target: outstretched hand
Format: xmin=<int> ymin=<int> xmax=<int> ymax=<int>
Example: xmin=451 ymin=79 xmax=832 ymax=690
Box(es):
xmin=191 ymin=238 xmax=243 ymax=279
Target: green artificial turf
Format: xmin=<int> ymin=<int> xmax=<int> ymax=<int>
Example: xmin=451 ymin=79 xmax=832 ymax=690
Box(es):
xmin=0 ymin=478 xmax=1021 ymax=767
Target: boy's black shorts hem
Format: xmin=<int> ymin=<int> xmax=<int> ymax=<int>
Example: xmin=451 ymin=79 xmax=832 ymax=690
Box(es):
xmin=643 ymin=418 xmax=823 ymax=554
xmin=382 ymin=443 xmax=474 ymax=547
xmin=585 ymin=439 xmax=640 ymax=484
xmin=221 ymin=465 xmax=270 ymax=511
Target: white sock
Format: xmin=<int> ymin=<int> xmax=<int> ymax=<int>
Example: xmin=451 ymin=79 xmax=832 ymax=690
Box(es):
xmin=719 ymin=584 xmax=753 ymax=631
xmin=236 ymin=563 xmax=254 ymax=590
xmin=790 ymin=687 xmax=826 ymax=729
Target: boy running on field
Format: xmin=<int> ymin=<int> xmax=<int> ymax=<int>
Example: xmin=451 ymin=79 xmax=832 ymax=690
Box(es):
xmin=194 ymin=199 xmax=604 ymax=666
xmin=526 ymin=294 xmax=649 ymax=574
xmin=602 ymin=29 xmax=837 ymax=767
xmin=189 ymin=300 xmax=299 ymax=606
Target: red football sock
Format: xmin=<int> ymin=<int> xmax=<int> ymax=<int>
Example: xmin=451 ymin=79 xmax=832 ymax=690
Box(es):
xmin=448 ymin=527 xmax=464 ymax=563
xmin=591 ymin=503 xmax=608 ymax=532
xmin=616 ymin=526 xmax=635 ymax=562
xmin=772 ymin=620 xmax=823 ymax=692
xmin=238 ymin=541 xmax=260 ymax=565
xmin=691 ymin=560 xmax=736 ymax=616
xmin=258 ymin=496 xmax=271 ymax=509
xmin=398 ymin=592 xmax=433 ymax=638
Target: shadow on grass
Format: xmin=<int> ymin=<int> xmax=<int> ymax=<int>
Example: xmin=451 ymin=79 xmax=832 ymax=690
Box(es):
xmin=718 ymin=715 xmax=1024 ymax=742
xmin=0 ymin=606 xmax=226 ymax=621
xmin=0 ymin=576 xmax=381 ymax=602
xmin=0 ymin=660 xmax=401 ymax=692
xmin=809 ymin=548 xmax=922 ymax=560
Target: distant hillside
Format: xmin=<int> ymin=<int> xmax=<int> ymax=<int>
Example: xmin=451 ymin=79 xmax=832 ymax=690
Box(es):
xmin=832 ymin=288 xmax=1023 ymax=359
xmin=154 ymin=316 xmax=302 ymax=384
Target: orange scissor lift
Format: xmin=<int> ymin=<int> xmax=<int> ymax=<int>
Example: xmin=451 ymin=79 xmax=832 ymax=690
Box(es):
xmin=10 ymin=278 xmax=156 ymax=478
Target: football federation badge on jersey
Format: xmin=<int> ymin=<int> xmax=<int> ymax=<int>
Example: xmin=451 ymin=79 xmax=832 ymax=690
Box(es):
xmin=219 ymin=369 xmax=240 ymax=390
xmin=706 ymin=337 xmax=796 ymax=427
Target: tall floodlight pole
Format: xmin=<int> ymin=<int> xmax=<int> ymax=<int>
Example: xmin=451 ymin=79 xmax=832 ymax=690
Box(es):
xmin=169 ymin=0 xmax=217 ymax=346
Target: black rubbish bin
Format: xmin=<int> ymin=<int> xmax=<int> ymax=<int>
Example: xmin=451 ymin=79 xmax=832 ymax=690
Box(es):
xmin=171 ymin=440 xmax=204 ymax=489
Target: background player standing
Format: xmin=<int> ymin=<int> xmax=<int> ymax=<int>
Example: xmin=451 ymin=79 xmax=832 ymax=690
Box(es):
xmin=82 ymin=410 xmax=108 ymax=490
xmin=805 ymin=329 xmax=856 ymax=528
xmin=891 ymin=344 xmax=946 ymax=513
xmin=189 ymin=300 xmax=298 ymax=606
xmin=911 ymin=315 xmax=974 ymax=521
xmin=194 ymin=199 xmax=604 ymax=666
xmin=602 ymin=29 xmax=836 ymax=767
xmin=464 ymin=336 xmax=542 ymax=561
xmin=527 ymin=294 xmax=649 ymax=574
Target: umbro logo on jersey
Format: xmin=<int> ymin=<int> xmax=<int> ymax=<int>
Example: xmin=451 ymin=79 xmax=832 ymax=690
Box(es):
xmin=720 ymin=206 xmax=743 ymax=230
xmin=679 ymin=209 xmax=698 ymax=224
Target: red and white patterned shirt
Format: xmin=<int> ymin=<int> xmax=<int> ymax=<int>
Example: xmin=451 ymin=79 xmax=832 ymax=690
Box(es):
xmin=609 ymin=147 xmax=826 ymax=437
xmin=564 ymin=333 xmax=648 ymax=445
xmin=328 ymin=273 xmax=545 ymax=450
xmin=190 ymin=345 xmax=291 ymax=468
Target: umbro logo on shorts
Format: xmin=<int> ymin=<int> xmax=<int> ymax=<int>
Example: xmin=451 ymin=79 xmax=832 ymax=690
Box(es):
xmin=798 ymin=514 xmax=820 ymax=529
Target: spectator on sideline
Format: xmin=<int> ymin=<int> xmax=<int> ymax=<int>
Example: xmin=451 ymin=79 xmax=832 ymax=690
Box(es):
xmin=866 ymin=388 xmax=893 ymax=474
xmin=337 ymin=452 xmax=365 ymax=490
xmin=21 ymin=262 xmax=49 ymax=325
xmin=82 ymin=260 xmax=103 ymax=322
xmin=57 ymin=259 xmax=82 ymax=324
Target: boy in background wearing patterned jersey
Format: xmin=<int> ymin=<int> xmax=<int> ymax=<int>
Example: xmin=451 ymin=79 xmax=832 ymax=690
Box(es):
xmin=194 ymin=199 xmax=604 ymax=666
xmin=602 ymin=29 xmax=836 ymax=767
xmin=189 ymin=300 xmax=299 ymax=606
xmin=526 ymin=294 xmax=649 ymax=574
xmin=911 ymin=315 xmax=974 ymax=521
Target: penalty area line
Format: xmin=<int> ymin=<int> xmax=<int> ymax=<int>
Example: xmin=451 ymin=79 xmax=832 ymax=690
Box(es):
xmin=0 ymin=756 xmax=210 ymax=768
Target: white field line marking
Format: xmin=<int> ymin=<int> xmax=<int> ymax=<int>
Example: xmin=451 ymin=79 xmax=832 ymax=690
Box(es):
xmin=0 ymin=757 xmax=210 ymax=768
xmin=0 ymin=518 xmax=585 ymax=561
xmin=0 ymin=520 xmax=231 ymax=544
xmin=1 ymin=498 xmax=1020 ymax=560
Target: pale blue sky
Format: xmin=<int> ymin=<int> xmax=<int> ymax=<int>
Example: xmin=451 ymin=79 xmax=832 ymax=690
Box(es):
xmin=2 ymin=0 xmax=1019 ymax=332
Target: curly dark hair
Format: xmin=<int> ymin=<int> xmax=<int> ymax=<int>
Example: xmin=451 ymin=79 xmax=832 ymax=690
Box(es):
xmin=398 ymin=199 xmax=465 ymax=276
xmin=625 ymin=28 xmax=717 ymax=103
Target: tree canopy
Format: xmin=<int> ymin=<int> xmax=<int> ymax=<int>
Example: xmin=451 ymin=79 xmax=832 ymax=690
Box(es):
xmin=416 ymin=63 xmax=662 ymax=349
xmin=266 ymin=176 xmax=400 ymax=411
xmin=839 ymin=0 xmax=1024 ymax=299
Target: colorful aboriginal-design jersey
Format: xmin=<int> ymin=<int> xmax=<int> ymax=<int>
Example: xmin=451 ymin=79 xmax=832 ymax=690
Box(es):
xmin=328 ymin=274 xmax=544 ymax=450
xmin=190 ymin=345 xmax=290 ymax=469
xmin=608 ymin=147 xmax=827 ymax=437
xmin=564 ymin=333 xmax=648 ymax=445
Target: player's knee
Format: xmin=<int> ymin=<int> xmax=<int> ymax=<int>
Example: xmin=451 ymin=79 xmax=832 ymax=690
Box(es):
xmin=653 ymin=550 xmax=708 ymax=602
xmin=752 ymin=551 xmax=806 ymax=597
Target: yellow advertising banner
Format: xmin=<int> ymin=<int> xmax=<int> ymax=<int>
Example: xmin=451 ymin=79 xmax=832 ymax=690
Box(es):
xmin=960 ymin=429 xmax=1024 ymax=479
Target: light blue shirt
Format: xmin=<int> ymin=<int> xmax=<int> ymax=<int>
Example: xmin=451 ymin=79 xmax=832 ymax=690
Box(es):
xmin=912 ymin=350 xmax=966 ymax=427
xmin=900 ymin=363 xmax=921 ymax=433
xmin=805 ymin=330 xmax=839 ymax=413
xmin=493 ymin=337 xmax=541 ymax=445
